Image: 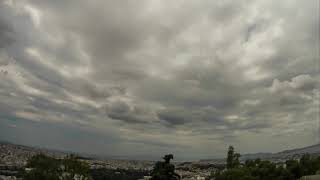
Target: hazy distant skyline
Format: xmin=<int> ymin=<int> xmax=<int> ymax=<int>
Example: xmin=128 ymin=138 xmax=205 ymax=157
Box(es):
xmin=0 ymin=0 xmax=319 ymax=160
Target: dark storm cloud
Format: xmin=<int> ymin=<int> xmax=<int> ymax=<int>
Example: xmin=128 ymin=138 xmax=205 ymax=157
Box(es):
xmin=0 ymin=3 xmax=16 ymax=50
xmin=107 ymin=100 xmax=144 ymax=124
xmin=157 ymin=109 xmax=188 ymax=126
xmin=0 ymin=4 xmax=16 ymax=67
xmin=105 ymin=100 xmax=155 ymax=124
xmin=0 ymin=18 xmax=14 ymax=49
xmin=0 ymin=0 xmax=318 ymax=158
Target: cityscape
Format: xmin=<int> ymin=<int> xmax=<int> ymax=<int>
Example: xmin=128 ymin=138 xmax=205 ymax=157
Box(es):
xmin=0 ymin=141 xmax=217 ymax=179
xmin=2 ymin=141 xmax=320 ymax=179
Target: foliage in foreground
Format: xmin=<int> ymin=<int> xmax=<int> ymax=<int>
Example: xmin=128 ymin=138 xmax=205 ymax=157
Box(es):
xmin=90 ymin=168 xmax=149 ymax=180
xmin=151 ymin=154 xmax=181 ymax=180
xmin=23 ymin=154 xmax=92 ymax=180
xmin=212 ymin=146 xmax=320 ymax=180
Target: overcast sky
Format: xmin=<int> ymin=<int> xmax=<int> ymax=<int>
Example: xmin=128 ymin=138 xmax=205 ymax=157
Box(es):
xmin=0 ymin=0 xmax=319 ymax=160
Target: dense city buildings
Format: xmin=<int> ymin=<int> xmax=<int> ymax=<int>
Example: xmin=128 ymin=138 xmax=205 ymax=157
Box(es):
xmin=2 ymin=142 xmax=320 ymax=179
xmin=0 ymin=142 xmax=213 ymax=179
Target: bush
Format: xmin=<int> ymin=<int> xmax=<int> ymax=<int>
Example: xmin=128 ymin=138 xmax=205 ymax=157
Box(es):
xmin=23 ymin=154 xmax=92 ymax=180
xmin=212 ymin=147 xmax=320 ymax=180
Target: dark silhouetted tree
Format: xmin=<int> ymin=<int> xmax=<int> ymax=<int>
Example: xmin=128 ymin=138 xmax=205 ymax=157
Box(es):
xmin=227 ymin=146 xmax=235 ymax=169
xmin=23 ymin=154 xmax=92 ymax=180
xmin=233 ymin=153 xmax=241 ymax=168
xmin=151 ymin=154 xmax=181 ymax=180
xmin=23 ymin=154 xmax=60 ymax=180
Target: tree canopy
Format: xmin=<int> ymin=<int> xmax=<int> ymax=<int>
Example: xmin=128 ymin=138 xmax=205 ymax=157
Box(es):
xmin=23 ymin=154 xmax=92 ymax=180
xmin=213 ymin=146 xmax=320 ymax=180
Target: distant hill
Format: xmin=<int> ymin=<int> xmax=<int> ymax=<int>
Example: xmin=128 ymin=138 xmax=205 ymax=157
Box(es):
xmin=0 ymin=141 xmax=96 ymax=167
xmin=0 ymin=141 xmax=69 ymax=157
xmin=201 ymin=144 xmax=320 ymax=163
xmin=241 ymin=144 xmax=320 ymax=162
xmin=2 ymin=141 xmax=320 ymax=164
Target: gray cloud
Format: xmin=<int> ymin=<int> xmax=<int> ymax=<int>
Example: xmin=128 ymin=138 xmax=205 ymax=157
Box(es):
xmin=0 ymin=0 xmax=318 ymax=159
xmin=157 ymin=108 xmax=189 ymax=126
xmin=0 ymin=21 xmax=14 ymax=49
xmin=0 ymin=16 xmax=14 ymax=49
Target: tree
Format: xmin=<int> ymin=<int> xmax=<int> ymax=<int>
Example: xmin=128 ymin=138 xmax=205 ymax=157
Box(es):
xmin=286 ymin=159 xmax=302 ymax=179
xmin=23 ymin=154 xmax=92 ymax=180
xmin=233 ymin=153 xmax=241 ymax=168
xmin=213 ymin=146 xmax=297 ymax=180
xmin=151 ymin=154 xmax=180 ymax=180
xmin=227 ymin=146 xmax=235 ymax=169
xmin=226 ymin=146 xmax=241 ymax=169
xmin=23 ymin=154 xmax=61 ymax=180
xmin=62 ymin=154 xmax=91 ymax=180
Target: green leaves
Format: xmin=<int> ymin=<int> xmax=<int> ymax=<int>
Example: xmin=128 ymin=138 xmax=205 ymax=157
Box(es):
xmin=23 ymin=154 xmax=92 ymax=180
xmin=151 ymin=154 xmax=180 ymax=180
xmin=213 ymin=147 xmax=320 ymax=180
xmin=226 ymin=146 xmax=241 ymax=169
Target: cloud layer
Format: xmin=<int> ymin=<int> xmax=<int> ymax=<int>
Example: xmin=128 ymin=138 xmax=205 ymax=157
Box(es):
xmin=0 ymin=0 xmax=319 ymax=159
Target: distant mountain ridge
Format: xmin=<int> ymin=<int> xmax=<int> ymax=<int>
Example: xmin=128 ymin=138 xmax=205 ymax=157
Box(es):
xmin=0 ymin=141 xmax=157 ymax=161
xmin=2 ymin=141 xmax=320 ymax=163
xmin=200 ymin=144 xmax=320 ymax=163
xmin=241 ymin=144 xmax=320 ymax=161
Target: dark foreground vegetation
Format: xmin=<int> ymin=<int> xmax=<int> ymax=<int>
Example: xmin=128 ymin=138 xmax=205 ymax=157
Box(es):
xmin=211 ymin=146 xmax=320 ymax=180
xmin=22 ymin=154 xmax=92 ymax=180
xmin=90 ymin=168 xmax=149 ymax=180
xmin=150 ymin=154 xmax=180 ymax=180
xmin=19 ymin=154 xmax=149 ymax=180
